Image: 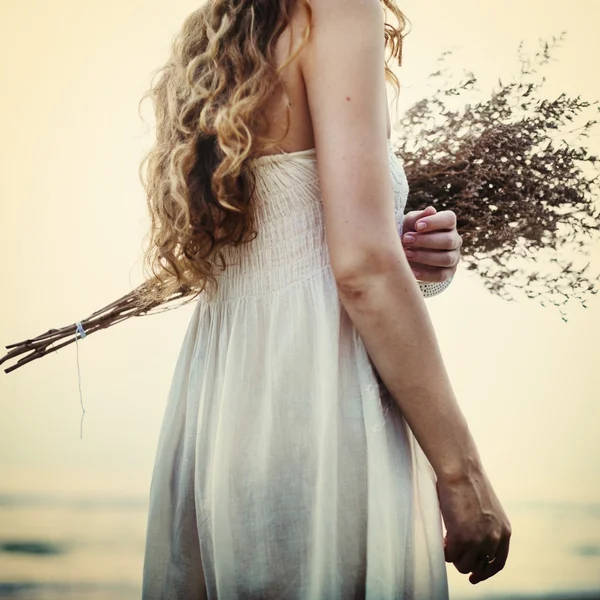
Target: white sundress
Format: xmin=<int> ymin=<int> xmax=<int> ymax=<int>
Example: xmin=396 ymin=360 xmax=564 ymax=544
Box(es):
xmin=141 ymin=138 xmax=452 ymax=599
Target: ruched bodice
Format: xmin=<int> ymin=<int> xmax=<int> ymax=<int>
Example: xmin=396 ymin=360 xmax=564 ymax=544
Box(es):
xmin=210 ymin=139 xmax=448 ymax=303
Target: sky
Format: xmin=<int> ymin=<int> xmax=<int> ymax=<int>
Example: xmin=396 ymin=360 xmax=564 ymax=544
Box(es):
xmin=0 ymin=0 xmax=599 ymax=595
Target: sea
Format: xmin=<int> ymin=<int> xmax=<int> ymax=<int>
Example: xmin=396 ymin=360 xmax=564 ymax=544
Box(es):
xmin=0 ymin=492 xmax=599 ymax=600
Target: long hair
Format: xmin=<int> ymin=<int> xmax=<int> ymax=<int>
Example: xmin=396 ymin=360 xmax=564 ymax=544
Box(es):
xmin=136 ymin=0 xmax=409 ymax=307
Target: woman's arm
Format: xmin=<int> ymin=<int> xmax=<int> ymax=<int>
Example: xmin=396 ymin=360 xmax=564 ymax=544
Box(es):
xmin=300 ymin=1 xmax=510 ymax=582
xmin=300 ymin=0 xmax=479 ymax=481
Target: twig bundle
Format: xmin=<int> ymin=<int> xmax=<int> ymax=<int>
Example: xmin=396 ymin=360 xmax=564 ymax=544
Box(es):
xmin=398 ymin=36 xmax=600 ymax=315
xmin=1 ymin=280 xmax=193 ymax=374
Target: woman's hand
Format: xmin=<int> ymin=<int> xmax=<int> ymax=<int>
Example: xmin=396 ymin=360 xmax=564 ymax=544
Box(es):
xmin=436 ymin=469 xmax=512 ymax=585
xmin=401 ymin=206 xmax=462 ymax=282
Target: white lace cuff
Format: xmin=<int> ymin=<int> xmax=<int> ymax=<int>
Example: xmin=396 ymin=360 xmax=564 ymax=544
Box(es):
xmin=418 ymin=275 xmax=454 ymax=298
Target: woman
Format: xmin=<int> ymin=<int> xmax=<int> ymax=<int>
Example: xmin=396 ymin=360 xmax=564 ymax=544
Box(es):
xmin=140 ymin=0 xmax=511 ymax=598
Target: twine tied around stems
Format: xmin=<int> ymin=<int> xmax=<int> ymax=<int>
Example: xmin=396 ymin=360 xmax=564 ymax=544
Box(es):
xmin=74 ymin=321 xmax=87 ymax=439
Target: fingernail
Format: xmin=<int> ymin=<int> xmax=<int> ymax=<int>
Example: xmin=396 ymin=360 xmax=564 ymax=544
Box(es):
xmin=405 ymin=249 xmax=415 ymax=258
xmin=404 ymin=234 xmax=415 ymax=244
xmin=416 ymin=221 xmax=427 ymax=231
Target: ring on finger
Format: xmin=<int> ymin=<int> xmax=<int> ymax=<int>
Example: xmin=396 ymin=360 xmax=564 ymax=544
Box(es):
xmin=478 ymin=553 xmax=493 ymax=569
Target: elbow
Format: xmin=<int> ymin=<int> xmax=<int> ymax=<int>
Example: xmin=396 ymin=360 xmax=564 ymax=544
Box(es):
xmin=332 ymin=246 xmax=405 ymax=295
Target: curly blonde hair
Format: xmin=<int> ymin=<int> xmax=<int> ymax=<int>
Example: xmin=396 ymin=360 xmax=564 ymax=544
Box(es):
xmin=135 ymin=0 xmax=409 ymax=308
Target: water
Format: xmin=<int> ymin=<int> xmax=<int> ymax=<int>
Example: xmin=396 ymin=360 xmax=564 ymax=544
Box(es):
xmin=0 ymin=492 xmax=599 ymax=599
xmin=0 ymin=492 xmax=146 ymax=599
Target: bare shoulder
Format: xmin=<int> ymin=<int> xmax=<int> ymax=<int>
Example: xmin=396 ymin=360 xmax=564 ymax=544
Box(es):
xmin=298 ymin=0 xmax=385 ymax=103
xmin=293 ymin=0 xmax=392 ymax=143
xmin=298 ymin=0 xmax=383 ymax=56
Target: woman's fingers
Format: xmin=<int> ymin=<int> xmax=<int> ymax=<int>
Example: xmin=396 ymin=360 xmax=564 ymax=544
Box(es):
xmin=414 ymin=209 xmax=457 ymax=233
xmin=469 ymin=535 xmax=511 ymax=584
xmin=403 ymin=230 xmax=462 ymax=252
xmin=404 ymin=248 xmax=460 ymax=269
xmin=454 ymin=546 xmax=483 ymax=575
xmin=443 ymin=535 xmax=465 ymax=564
xmin=402 ymin=206 xmax=437 ymax=233
xmin=409 ymin=264 xmax=455 ymax=283
xmin=452 ymin=538 xmax=504 ymax=581
xmin=403 ymin=217 xmax=461 ymax=281
xmin=444 ymin=537 xmax=497 ymax=579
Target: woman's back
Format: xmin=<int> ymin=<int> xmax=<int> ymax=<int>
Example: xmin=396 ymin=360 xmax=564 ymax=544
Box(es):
xmin=252 ymin=4 xmax=317 ymax=156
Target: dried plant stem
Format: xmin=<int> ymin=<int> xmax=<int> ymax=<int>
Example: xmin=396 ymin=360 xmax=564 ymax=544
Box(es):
xmin=1 ymin=281 xmax=193 ymax=374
